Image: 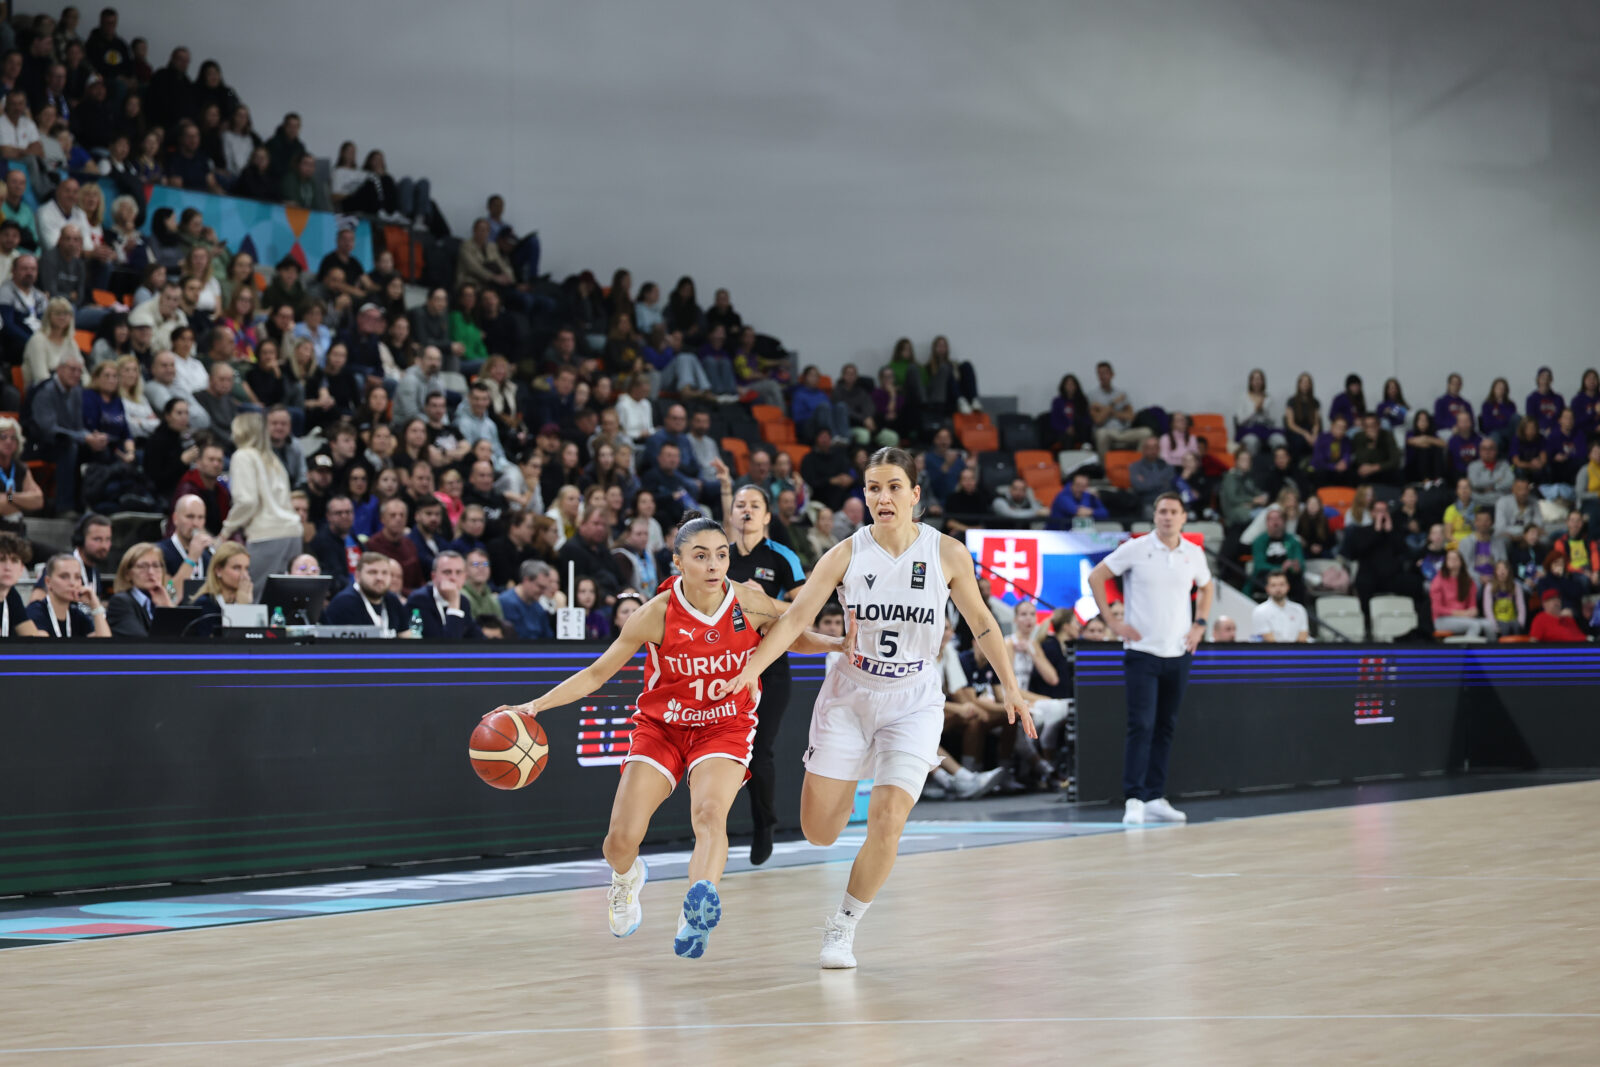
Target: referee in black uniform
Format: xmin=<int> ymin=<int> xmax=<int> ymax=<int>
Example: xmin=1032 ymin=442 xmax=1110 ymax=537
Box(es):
xmin=722 ymin=478 xmax=807 ymax=863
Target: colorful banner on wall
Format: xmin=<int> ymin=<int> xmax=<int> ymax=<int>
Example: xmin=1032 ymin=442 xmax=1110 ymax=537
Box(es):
xmin=141 ymin=186 xmax=373 ymax=274
xmin=964 ymin=527 xmax=1205 ymax=620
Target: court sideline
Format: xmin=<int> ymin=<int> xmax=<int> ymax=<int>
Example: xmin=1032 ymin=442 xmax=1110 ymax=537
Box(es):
xmin=2 ymin=779 xmax=1597 ymax=1065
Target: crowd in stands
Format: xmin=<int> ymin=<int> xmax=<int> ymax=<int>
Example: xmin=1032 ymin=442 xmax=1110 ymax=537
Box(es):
xmin=0 ymin=0 xmax=1591 ymax=698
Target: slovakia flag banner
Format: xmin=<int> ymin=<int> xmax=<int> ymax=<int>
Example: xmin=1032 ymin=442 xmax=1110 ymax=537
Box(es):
xmin=963 ymin=528 xmax=1129 ymax=615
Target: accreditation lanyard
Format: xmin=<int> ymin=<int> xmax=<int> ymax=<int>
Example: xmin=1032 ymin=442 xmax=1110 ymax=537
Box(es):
xmin=47 ymin=599 xmax=71 ymax=638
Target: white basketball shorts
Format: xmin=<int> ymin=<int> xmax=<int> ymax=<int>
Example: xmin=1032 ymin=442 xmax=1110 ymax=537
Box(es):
xmin=803 ymin=659 xmax=944 ymax=782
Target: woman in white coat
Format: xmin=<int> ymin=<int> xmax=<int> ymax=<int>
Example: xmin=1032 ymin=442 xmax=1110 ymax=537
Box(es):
xmin=219 ymin=412 xmax=303 ymax=600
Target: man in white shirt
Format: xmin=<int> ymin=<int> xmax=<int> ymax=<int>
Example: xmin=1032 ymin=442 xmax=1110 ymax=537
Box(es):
xmin=35 ymin=177 xmax=90 ymax=251
xmin=0 ymin=90 xmax=47 ymax=198
xmin=616 ymin=374 xmax=656 ymax=442
xmin=128 ymin=282 xmax=187 ymax=353
xmin=0 ymin=218 xmax=22 ymax=286
xmin=1089 ymin=491 xmax=1214 ymax=826
xmin=1250 ymin=571 xmax=1309 ymax=643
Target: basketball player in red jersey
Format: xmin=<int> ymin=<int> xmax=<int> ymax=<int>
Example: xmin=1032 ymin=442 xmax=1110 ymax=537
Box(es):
xmin=488 ymin=512 xmax=846 ymax=959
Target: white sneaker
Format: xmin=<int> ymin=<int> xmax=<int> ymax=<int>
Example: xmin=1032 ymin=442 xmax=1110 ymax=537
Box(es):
xmin=954 ymin=766 xmax=1005 ymax=799
xmin=819 ymin=917 xmax=857 ymax=969
xmin=607 ymin=857 xmax=647 ymax=937
xmin=971 ymin=398 xmax=984 ymax=412
xmin=1143 ymin=797 xmax=1187 ymax=823
xmin=1122 ymin=798 xmax=1145 ymax=825
xmin=956 ymin=397 xmax=973 ymax=415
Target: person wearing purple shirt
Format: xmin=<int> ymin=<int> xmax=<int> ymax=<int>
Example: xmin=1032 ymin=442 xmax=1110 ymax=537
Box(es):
xmin=1434 ymin=373 xmax=1473 ymax=432
xmin=1375 ymin=377 xmax=1408 ymax=432
xmin=1547 ymin=409 xmax=1584 ymax=486
xmin=1525 ymin=366 xmax=1564 ymax=432
xmin=81 ymin=362 xmax=130 ymax=447
xmin=1446 ymin=409 xmax=1483 ymax=477
xmin=1328 ymin=374 xmax=1367 ymax=427
xmin=695 ymin=323 xmax=738 ymax=396
xmin=1312 ymin=414 xmax=1356 ymax=486
xmin=1569 ymin=368 xmax=1600 ymax=440
xmin=1478 ymin=376 xmax=1517 ymax=448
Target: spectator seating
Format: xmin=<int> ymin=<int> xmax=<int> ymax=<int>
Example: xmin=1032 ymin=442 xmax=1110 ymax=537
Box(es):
xmin=1369 ymin=594 xmax=1419 ymax=642
xmin=1186 ymin=519 xmax=1224 ymax=548
xmin=1315 ymin=595 xmax=1367 ymax=641
xmin=778 ymin=443 xmax=811 ymax=470
xmin=1057 ymin=449 xmax=1099 ymax=479
xmin=975 ymin=450 xmax=1017 ymax=494
xmin=1014 ymin=449 xmax=1061 ymax=500
xmin=1317 ymin=486 xmax=1357 ymax=512
xmin=721 ymin=437 xmax=750 ymax=476
xmin=958 ymin=419 xmax=998 ymax=453
xmin=1104 ymin=449 xmax=1138 ymax=490
xmin=1191 ymin=412 xmax=1229 ymax=455
xmin=997 ymin=412 xmax=1039 ymax=452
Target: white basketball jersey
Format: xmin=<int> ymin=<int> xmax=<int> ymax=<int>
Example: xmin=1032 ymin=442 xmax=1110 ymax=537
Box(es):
xmin=837 ymin=523 xmax=948 ymax=680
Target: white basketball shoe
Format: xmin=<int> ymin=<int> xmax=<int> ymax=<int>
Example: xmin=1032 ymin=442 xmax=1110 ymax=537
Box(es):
xmin=607 ymin=857 xmax=647 ymax=937
xmin=1122 ymin=798 xmax=1145 ymax=825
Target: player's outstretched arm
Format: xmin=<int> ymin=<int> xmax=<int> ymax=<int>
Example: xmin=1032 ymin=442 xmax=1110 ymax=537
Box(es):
xmin=941 ymin=535 xmax=1037 ymax=738
xmin=736 ymin=582 xmax=850 ymax=657
xmin=729 ymin=538 xmax=854 ymax=699
xmin=487 ymin=596 xmax=665 ymax=719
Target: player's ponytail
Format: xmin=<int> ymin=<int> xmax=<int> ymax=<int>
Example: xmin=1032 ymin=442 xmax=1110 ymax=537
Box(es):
xmin=673 ymin=510 xmax=727 ymax=553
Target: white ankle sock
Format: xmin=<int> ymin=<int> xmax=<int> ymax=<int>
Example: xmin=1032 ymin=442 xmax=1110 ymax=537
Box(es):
xmin=932 ymin=767 xmax=955 ymax=788
xmin=836 ymin=892 xmax=871 ymax=928
xmin=950 ymin=766 xmax=976 ymax=785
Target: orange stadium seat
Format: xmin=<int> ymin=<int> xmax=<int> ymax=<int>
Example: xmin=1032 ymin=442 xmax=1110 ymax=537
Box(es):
xmin=721 ymin=436 xmax=750 ymax=476
xmin=1022 ymin=466 xmax=1062 ymax=501
xmin=779 ymin=443 xmax=811 ymax=469
xmin=1317 ymin=486 xmax=1356 ymax=512
xmin=1191 ymin=412 xmax=1229 ymax=455
xmin=750 ymin=404 xmax=784 ymax=425
xmin=90 ymin=289 xmax=116 ymax=308
xmin=816 ymin=375 xmax=833 ymax=392
xmin=1014 ymin=450 xmax=1055 ymax=476
xmin=74 ymin=329 xmax=92 ymax=354
xmin=953 ymin=411 xmax=990 ymax=438
xmin=761 ymin=419 xmax=796 ymax=445
xmin=1104 ymin=450 xmax=1138 ymax=490
xmin=961 ymin=425 xmax=999 ymax=452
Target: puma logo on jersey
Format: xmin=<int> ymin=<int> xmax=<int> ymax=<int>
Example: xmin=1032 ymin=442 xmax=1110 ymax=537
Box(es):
xmin=864 ymin=574 xmax=876 ymax=589
xmin=678 ymin=627 xmax=698 ymax=640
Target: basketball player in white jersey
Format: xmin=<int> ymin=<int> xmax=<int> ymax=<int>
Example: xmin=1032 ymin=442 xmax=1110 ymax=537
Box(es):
xmin=730 ymin=447 xmax=1035 ymax=969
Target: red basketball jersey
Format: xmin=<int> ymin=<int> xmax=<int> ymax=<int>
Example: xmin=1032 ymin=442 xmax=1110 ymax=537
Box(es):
xmin=636 ymin=577 xmax=763 ymax=728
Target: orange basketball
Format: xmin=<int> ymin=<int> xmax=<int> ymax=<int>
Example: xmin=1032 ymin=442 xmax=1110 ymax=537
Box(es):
xmin=469 ymin=710 xmax=550 ymax=790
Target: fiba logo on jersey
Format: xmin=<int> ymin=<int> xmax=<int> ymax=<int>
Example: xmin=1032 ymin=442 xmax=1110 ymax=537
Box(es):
xmin=910 ymin=561 xmax=927 ymax=589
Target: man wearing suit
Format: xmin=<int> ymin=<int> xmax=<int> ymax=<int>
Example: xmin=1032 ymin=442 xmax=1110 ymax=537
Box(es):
xmin=159 ymin=494 xmax=215 ymax=586
xmin=321 ymin=552 xmax=408 ymax=633
xmin=402 ymin=550 xmax=482 ymax=640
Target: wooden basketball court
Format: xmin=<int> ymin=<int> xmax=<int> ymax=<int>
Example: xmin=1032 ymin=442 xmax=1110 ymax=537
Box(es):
xmin=2 ymin=781 xmax=1596 ymax=1065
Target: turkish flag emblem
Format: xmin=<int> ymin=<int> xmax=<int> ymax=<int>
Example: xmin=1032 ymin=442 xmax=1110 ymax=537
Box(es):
xmin=980 ymin=536 xmax=1041 ymax=601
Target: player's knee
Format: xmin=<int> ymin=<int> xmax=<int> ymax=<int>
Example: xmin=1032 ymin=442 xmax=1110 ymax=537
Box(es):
xmin=802 ymin=817 xmax=842 ymax=847
xmin=689 ymin=794 xmax=728 ymax=832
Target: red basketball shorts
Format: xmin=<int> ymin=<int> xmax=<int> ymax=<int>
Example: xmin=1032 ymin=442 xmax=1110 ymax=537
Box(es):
xmin=623 ymin=712 xmax=757 ymax=789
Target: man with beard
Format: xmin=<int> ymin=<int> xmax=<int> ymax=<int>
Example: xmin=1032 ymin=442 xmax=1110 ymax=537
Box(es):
xmin=321 ymin=551 xmax=408 ymax=633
